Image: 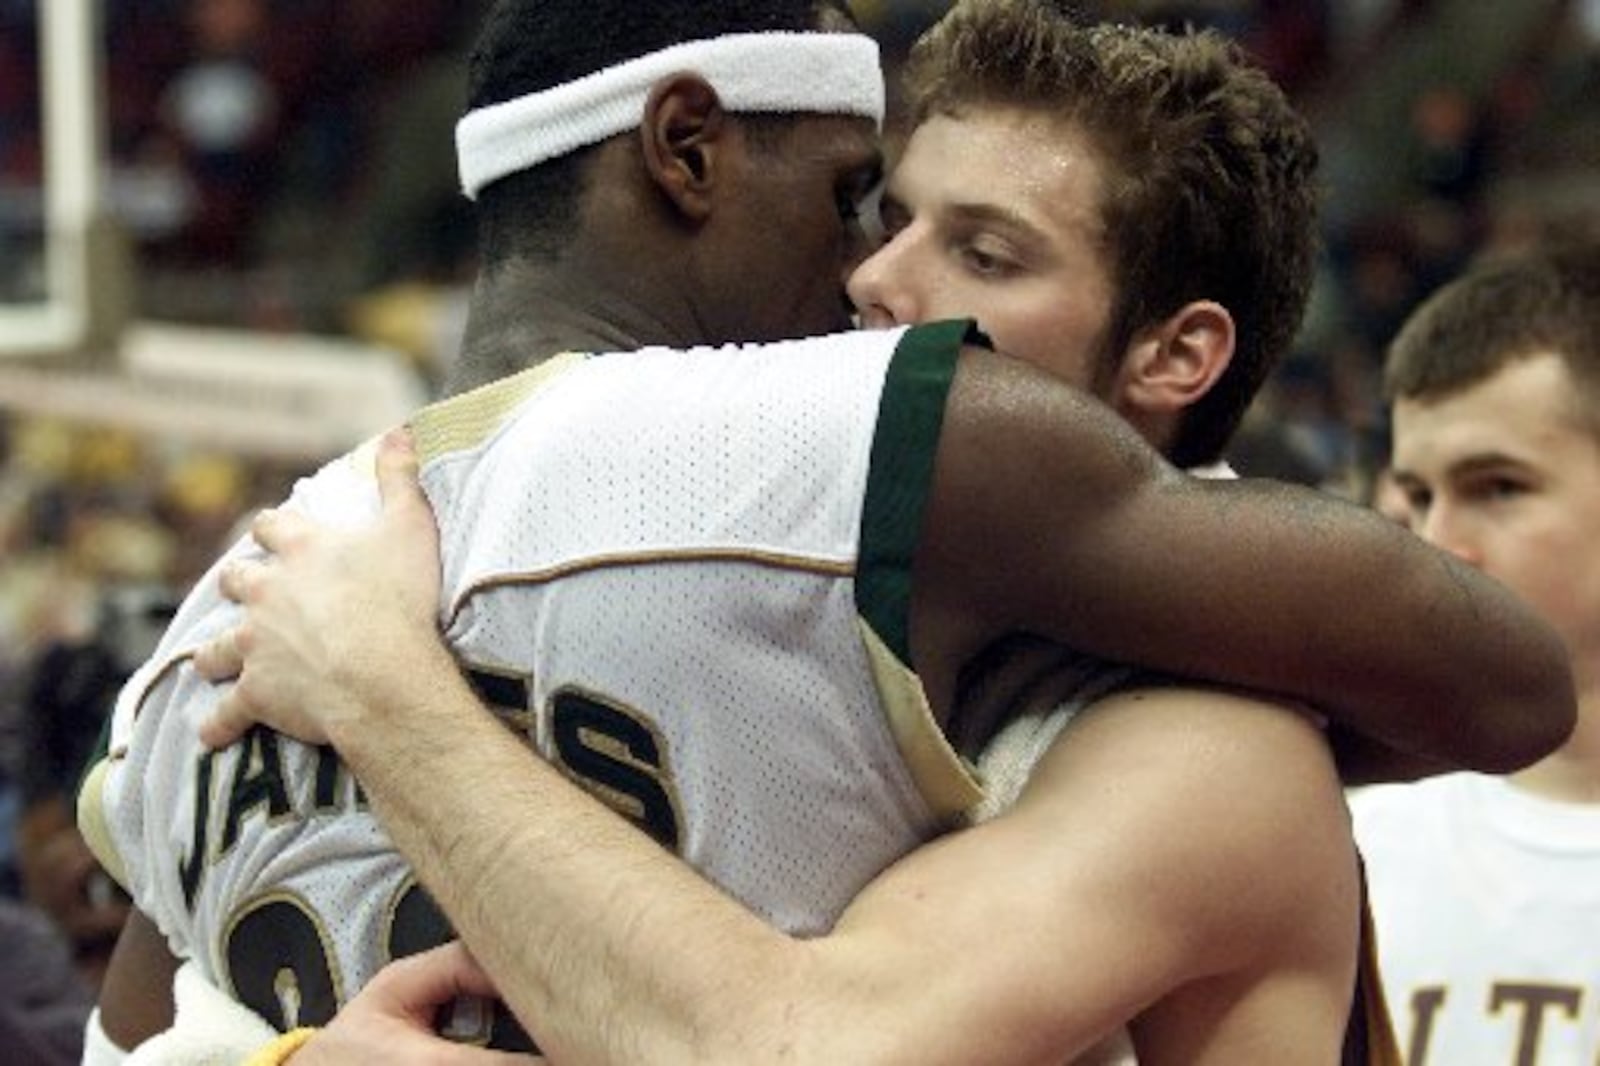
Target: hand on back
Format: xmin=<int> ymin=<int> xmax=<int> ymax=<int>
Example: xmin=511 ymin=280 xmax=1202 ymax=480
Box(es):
xmin=195 ymin=429 xmax=447 ymax=750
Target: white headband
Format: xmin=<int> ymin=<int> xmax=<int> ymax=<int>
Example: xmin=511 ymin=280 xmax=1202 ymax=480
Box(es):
xmin=456 ymin=32 xmax=884 ymax=200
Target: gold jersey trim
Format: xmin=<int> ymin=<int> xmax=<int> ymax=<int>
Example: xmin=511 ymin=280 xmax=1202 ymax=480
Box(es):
xmin=447 ymin=550 xmax=855 ymax=627
xmin=409 ymin=351 xmax=590 ymax=460
xmin=76 ymin=756 xmax=131 ymax=893
xmin=858 ymin=617 xmax=984 ymax=821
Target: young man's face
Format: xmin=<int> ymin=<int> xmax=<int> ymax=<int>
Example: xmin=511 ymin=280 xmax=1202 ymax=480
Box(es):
xmin=848 ymin=107 xmax=1120 ymax=396
xmin=1390 ymin=352 xmax=1600 ymax=677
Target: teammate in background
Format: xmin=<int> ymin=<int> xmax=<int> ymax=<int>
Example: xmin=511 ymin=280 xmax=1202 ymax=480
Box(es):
xmin=1352 ymin=242 xmax=1600 ymax=1065
xmin=85 ymin=2 xmax=1570 ymax=1063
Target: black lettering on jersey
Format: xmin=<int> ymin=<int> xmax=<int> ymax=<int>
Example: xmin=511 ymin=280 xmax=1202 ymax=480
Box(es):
xmin=224 ymin=894 xmax=340 ymax=1031
xmin=464 ymin=664 xmax=535 ymax=737
xmin=549 ymin=688 xmax=681 ymax=850
xmin=179 ymin=750 xmax=216 ymax=911
xmin=313 ymin=744 xmax=362 ymax=812
xmin=387 ymin=881 xmax=454 ymax=960
xmin=220 ymin=727 xmax=294 ymax=852
xmin=387 ymin=882 xmax=539 ymax=1053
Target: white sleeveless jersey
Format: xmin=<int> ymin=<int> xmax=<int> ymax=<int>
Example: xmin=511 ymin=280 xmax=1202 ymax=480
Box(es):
xmin=1351 ymin=773 xmax=1600 ymax=1065
xmin=80 ymin=321 xmax=984 ymax=1039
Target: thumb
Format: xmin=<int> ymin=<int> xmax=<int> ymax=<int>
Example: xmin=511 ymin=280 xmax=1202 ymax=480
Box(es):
xmin=377 ymin=427 xmax=433 ymax=525
xmin=387 ymin=942 xmax=502 ymax=1014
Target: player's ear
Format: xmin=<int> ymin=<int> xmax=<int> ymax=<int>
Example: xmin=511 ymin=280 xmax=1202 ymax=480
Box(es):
xmin=1118 ymin=300 xmax=1234 ymax=415
xmin=639 ymin=74 xmax=727 ymax=224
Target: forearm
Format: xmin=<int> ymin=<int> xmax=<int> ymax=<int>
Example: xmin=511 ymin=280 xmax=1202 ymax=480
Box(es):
xmin=193 ymin=447 xmax=889 ymax=1061
xmin=1147 ymin=480 xmax=1576 ymax=772
xmin=929 ymin=358 xmax=1574 ymax=775
xmin=327 ymin=639 xmax=818 ymax=1064
xmin=1319 ymin=520 xmax=1574 ymax=772
xmin=331 ymin=647 xmax=1180 ymax=1065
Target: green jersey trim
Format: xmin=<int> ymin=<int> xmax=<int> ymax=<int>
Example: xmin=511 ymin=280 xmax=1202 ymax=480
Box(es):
xmin=856 ymin=319 xmax=978 ymax=666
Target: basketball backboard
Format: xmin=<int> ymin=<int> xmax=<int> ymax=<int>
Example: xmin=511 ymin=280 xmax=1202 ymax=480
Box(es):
xmin=0 ymin=0 xmax=115 ymax=360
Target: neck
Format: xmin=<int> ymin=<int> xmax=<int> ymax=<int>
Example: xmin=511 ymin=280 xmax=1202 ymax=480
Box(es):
xmin=451 ymin=257 xmax=694 ymax=394
xmin=1509 ymin=680 xmax=1600 ymax=804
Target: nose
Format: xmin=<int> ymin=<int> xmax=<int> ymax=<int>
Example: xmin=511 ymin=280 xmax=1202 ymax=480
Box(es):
xmin=847 ymin=228 xmax=917 ymax=331
xmin=1415 ymin=501 xmax=1483 ymax=569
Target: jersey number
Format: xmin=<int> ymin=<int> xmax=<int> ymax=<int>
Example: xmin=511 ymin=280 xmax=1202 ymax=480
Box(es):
xmin=220 ymin=679 xmax=680 ymax=1050
xmin=224 ymin=883 xmax=535 ymax=1050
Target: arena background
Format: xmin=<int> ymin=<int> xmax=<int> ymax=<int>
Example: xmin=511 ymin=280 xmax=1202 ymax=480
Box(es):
xmin=1 ymin=0 xmax=1598 ymax=899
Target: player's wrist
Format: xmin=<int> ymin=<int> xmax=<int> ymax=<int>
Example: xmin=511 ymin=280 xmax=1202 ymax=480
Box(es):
xmin=323 ymin=629 xmax=470 ymax=759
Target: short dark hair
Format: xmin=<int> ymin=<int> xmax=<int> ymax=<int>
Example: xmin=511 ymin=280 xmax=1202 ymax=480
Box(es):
xmin=905 ymin=0 xmax=1321 ymax=465
xmin=1384 ymin=242 xmax=1600 ymax=435
xmin=467 ymin=0 xmax=860 ymax=266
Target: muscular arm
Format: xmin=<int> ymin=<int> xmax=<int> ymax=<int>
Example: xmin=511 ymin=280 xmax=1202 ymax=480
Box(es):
xmin=913 ymin=348 xmax=1573 ymax=772
xmin=190 ymin=352 xmax=1570 ymax=1056
xmin=206 ymin=348 xmax=1571 ymax=777
xmin=301 ymin=657 xmax=1357 ymax=1063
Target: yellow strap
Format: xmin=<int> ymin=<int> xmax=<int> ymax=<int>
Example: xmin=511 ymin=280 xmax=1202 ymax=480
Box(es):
xmin=241 ymin=1027 xmax=318 ymax=1066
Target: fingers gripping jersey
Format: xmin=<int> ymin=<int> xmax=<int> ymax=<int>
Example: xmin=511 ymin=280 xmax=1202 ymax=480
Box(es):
xmin=80 ymin=322 xmax=984 ymax=1035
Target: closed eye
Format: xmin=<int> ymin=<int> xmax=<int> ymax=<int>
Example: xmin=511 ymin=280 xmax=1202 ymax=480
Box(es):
xmin=1462 ymin=476 xmax=1529 ymax=503
xmin=957 ymin=238 xmax=1020 ymax=279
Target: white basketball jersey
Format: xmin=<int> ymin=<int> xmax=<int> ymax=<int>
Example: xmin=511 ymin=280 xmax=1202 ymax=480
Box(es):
xmin=80 ymin=322 xmax=985 ymax=1041
xmin=1351 ymin=773 xmax=1600 ymax=1065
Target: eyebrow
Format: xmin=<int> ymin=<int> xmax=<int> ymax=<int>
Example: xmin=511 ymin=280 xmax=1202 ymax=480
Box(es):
xmin=884 ymin=188 xmax=1055 ymax=252
xmin=1393 ymin=451 xmax=1532 ymax=485
xmin=944 ymin=200 xmax=1046 ymax=237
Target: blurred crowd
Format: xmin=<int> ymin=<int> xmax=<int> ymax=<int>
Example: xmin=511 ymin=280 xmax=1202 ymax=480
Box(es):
xmin=0 ymin=1 xmax=1593 ymax=468
xmin=0 ymin=411 xmax=300 ymax=1061
xmin=1 ymin=0 xmax=1599 ymax=1059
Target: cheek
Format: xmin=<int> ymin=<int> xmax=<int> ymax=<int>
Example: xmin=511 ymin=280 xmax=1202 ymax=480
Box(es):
xmin=983 ymin=305 xmax=1105 ymax=389
xmin=911 ymin=278 xmax=979 ymax=325
xmin=1481 ymin=521 xmax=1599 ymax=641
xmin=1520 ymin=571 xmax=1600 ymax=671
